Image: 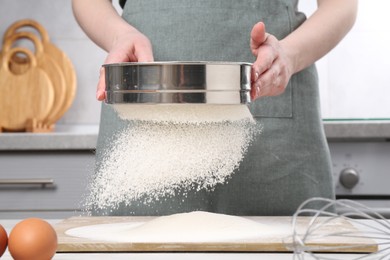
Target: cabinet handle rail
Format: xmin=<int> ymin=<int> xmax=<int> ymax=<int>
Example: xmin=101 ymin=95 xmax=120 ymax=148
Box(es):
xmin=0 ymin=178 xmax=54 ymax=187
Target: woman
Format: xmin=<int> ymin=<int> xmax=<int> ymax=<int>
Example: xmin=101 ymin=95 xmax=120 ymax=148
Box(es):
xmin=72 ymin=0 xmax=357 ymax=215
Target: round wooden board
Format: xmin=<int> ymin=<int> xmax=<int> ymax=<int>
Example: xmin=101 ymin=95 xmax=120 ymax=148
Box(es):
xmin=3 ymin=19 xmax=77 ymax=124
xmin=2 ymin=32 xmax=67 ymax=125
xmin=0 ymin=48 xmax=54 ymax=131
xmin=42 ymin=42 xmax=77 ymax=123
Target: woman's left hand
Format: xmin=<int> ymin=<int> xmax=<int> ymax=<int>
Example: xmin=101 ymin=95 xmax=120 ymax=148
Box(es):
xmin=250 ymin=22 xmax=293 ymax=100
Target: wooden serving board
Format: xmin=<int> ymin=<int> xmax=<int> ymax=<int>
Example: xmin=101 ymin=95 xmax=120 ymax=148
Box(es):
xmin=3 ymin=19 xmax=77 ymax=125
xmin=0 ymin=47 xmax=54 ymax=131
xmin=55 ymin=216 xmax=378 ymax=253
xmin=2 ymin=31 xmax=67 ymax=126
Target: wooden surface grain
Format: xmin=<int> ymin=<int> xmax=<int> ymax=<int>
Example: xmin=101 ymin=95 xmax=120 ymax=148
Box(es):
xmin=55 ymin=216 xmax=378 ymax=253
xmin=40 ymin=40 xmax=76 ymax=124
xmin=2 ymin=31 xmax=66 ymax=126
xmin=0 ymin=47 xmax=54 ymax=131
xmin=2 ymin=19 xmax=77 ymax=125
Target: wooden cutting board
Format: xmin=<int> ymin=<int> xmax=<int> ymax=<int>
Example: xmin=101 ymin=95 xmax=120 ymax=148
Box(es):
xmin=2 ymin=31 xmax=66 ymax=125
xmin=3 ymin=19 xmax=77 ymax=125
xmin=54 ymin=216 xmax=378 ymax=253
xmin=0 ymin=47 xmax=54 ymax=131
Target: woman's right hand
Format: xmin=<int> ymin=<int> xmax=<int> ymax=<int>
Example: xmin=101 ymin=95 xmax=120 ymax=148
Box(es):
xmin=71 ymin=0 xmax=154 ymax=101
xmin=96 ymin=30 xmax=154 ymax=101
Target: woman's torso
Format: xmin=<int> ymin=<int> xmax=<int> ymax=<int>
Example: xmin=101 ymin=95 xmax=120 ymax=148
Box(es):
xmin=93 ymin=0 xmax=334 ymax=216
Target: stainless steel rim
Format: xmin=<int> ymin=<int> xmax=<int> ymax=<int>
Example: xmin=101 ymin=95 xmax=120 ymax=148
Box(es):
xmin=104 ymin=62 xmax=252 ymax=105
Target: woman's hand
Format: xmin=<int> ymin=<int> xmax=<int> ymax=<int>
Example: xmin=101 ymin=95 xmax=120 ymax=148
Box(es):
xmin=72 ymin=0 xmax=154 ymax=101
xmin=96 ymin=30 xmax=154 ymax=100
xmin=250 ymin=0 xmax=358 ymax=101
xmin=250 ymin=22 xmax=293 ymax=100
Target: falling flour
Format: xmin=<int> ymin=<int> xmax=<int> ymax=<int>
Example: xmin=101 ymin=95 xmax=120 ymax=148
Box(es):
xmin=85 ymin=104 xmax=259 ymax=212
xmin=113 ymin=104 xmax=255 ymax=123
xmin=66 ymin=211 xmax=285 ymax=242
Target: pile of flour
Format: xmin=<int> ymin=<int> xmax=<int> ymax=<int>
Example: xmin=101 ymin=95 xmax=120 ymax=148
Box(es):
xmin=66 ymin=211 xmax=284 ymax=243
xmin=85 ymin=104 xmax=259 ymax=212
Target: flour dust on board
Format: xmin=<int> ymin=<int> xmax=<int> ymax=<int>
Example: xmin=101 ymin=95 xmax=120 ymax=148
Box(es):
xmin=85 ymin=104 xmax=260 ymax=213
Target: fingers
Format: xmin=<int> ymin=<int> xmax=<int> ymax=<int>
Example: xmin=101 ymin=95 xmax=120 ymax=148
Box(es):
xmin=96 ymin=41 xmax=154 ymax=101
xmin=135 ymin=44 xmax=154 ymax=62
xmin=250 ymin=27 xmax=288 ymax=100
xmin=251 ymin=56 xmax=290 ymax=100
xmin=253 ymin=66 xmax=283 ymax=98
xmin=96 ymin=54 xmax=121 ymax=101
xmin=252 ymin=40 xmax=274 ymax=82
xmin=250 ymin=22 xmax=266 ymax=55
xmin=96 ymin=67 xmax=106 ymax=101
xmin=250 ymin=81 xmax=260 ymax=100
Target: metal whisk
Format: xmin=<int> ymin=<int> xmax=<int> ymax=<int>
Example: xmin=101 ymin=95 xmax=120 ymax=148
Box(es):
xmin=288 ymin=197 xmax=390 ymax=259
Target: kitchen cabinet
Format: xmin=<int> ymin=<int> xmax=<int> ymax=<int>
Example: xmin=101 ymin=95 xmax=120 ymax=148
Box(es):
xmin=0 ymin=151 xmax=94 ymax=219
xmin=0 ymin=125 xmax=97 ymax=219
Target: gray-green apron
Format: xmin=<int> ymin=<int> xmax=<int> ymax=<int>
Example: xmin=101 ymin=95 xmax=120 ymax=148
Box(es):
xmin=94 ymin=0 xmax=335 ymax=216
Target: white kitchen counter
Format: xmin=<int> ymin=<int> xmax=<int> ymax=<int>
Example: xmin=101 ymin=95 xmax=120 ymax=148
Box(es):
xmin=0 ymin=124 xmax=98 ymax=150
xmin=1 ymin=120 xmax=390 ymax=151
xmin=1 ymin=219 xmax=386 ymax=260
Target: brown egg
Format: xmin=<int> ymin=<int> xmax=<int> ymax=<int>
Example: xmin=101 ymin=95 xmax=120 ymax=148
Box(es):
xmin=0 ymin=224 xmax=7 ymax=257
xmin=8 ymin=218 xmax=57 ymax=260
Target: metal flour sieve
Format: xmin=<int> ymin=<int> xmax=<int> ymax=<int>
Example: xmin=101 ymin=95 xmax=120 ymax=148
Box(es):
xmin=104 ymin=62 xmax=252 ymax=104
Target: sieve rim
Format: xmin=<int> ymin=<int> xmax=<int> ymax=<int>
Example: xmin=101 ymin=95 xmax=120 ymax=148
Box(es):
xmin=102 ymin=61 xmax=253 ymax=67
xmin=104 ymin=61 xmax=252 ymax=105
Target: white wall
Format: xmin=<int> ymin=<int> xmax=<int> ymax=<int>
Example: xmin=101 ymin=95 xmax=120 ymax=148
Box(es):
xmin=299 ymin=0 xmax=390 ymax=119
xmin=1 ymin=0 xmax=388 ymax=125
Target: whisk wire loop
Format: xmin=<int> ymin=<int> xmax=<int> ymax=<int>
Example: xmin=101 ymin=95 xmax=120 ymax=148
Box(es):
xmin=290 ymin=197 xmax=390 ymax=259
